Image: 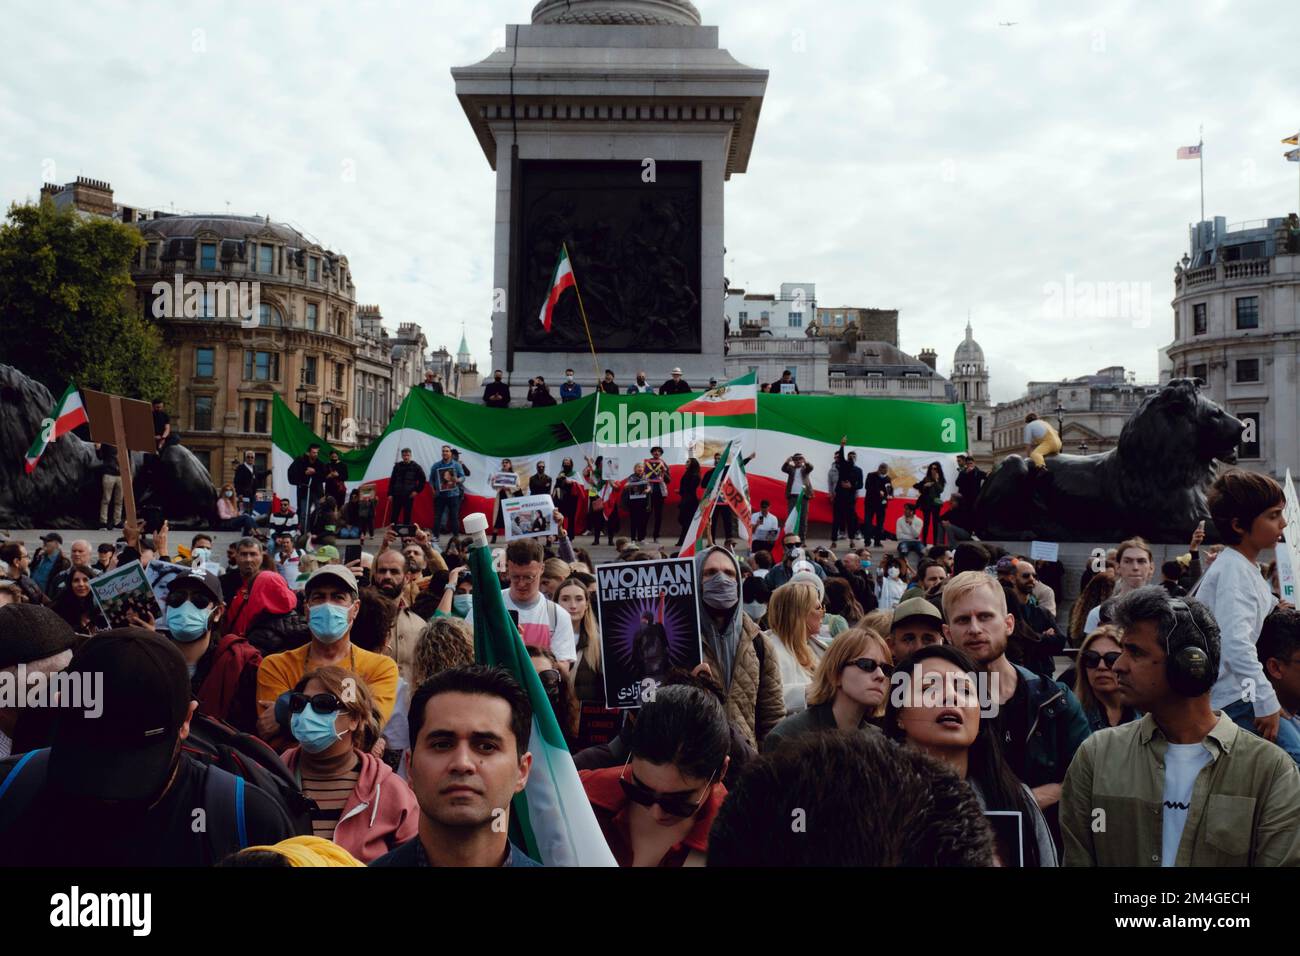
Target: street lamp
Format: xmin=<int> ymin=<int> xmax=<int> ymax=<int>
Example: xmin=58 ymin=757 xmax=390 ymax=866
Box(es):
xmin=320 ymin=397 xmax=334 ymax=438
xmin=295 ymin=378 xmax=309 ymax=418
xmin=1054 ymin=402 xmax=1064 ymax=434
xmin=1079 ymin=440 xmax=1089 ymax=455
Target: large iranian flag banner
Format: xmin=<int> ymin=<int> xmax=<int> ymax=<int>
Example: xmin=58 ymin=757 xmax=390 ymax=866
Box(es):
xmin=272 ymin=388 xmax=968 ymax=533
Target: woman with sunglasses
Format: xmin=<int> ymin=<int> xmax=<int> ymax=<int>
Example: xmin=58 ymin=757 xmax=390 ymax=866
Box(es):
xmin=884 ymin=644 xmax=1056 ymax=867
xmin=528 ymin=644 xmax=581 ymax=745
xmin=1073 ymin=625 xmax=1139 ymax=732
xmin=762 ymin=627 xmax=892 ymax=753
xmin=579 ymin=684 xmax=729 ymax=866
xmin=280 ymin=666 xmax=418 ymax=864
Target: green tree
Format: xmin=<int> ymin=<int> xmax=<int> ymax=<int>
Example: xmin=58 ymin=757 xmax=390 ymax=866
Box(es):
xmin=0 ymin=198 xmax=173 ymax=401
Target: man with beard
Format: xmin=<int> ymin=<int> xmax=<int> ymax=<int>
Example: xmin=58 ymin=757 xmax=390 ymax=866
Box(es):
xmin=630 ymin=609 xmax=671 ymax=686
xmin=942 ymin=571 xmax=1090 ymax=852
xmin=371 ymin=548 xmax=426 ymax=685
xmin=1011 ymin=559 xmax=1065 ymax=675
xmin=483 ymin=369 xmax=511 ymax=409
xmin=0 ymin=629 xmax=294 ymax=865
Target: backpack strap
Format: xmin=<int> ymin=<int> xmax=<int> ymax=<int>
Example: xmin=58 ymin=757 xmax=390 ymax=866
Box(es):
xmin=202 ymin=763 xmax=249 ymax=861
xmin=0 ymin=748 xmax=50 ymax=832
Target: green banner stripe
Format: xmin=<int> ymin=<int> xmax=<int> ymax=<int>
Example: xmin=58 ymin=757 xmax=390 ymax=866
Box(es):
xmin=756 ymin=393 xmax=968 ymax=452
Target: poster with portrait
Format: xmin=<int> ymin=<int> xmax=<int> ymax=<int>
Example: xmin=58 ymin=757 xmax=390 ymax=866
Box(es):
xmin=595 ymin=557 xmax=702 ymax=709
xmin=502 ymin=494 xmax=556 ymax=540
xmin=89 ymin=560 xmax=163 ymax=629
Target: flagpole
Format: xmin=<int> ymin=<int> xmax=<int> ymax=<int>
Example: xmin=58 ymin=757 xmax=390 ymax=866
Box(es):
xmin=1199 ymin=127 xmax=1205 ymax=224
xmin=562 ymin=241 xmax=603 ymax=387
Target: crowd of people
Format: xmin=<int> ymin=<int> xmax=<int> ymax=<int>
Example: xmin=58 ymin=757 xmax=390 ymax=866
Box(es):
xmin=2 ymin=444 xmax=1298 ymax=868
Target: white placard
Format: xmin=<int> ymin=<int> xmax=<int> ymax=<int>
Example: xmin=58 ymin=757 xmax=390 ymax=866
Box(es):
xmin=502 ymin=494 xmax=557 ymax=540
xmin=1029 ymin=540 xmax=1059 ymax=563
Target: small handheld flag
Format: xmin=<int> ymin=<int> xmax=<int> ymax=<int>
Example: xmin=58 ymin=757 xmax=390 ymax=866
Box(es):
xmin=24 ymin=382 xmax=88 ymax=474
xmin=538 ymin=246 xmax=576 ymax=333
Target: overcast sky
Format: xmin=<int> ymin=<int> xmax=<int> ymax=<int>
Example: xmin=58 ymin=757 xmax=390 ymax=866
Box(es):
xmin=3 ymin=0 xmax=1297 ymax=402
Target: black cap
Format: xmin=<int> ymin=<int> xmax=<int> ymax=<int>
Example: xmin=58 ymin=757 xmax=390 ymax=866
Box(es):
xmin=168 ymin=569 xmax=223 ymax=604
xmin=48 ymin=628 xmax=192 ymax=802
xmin=40 ymin=532 xmax=63 ymax=544
xmin=0 ymin=604 xmax=78 ymax=668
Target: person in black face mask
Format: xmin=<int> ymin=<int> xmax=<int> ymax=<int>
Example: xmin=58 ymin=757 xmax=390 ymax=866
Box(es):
xmin=694 ymin=546 xmax=785 ymax=752
xmin=0 ymin=628 xmax=296 ymax=866
xmin=483 ymin=370 xmax=511 ymax=409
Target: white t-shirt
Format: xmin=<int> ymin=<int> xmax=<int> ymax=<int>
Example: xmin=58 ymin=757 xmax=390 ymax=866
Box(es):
xmin=895 ymin=515 xmax=922 ymax=542
xmin=751 ymin=512 xmax=780 ymax=541
xmin=1161 ymin=742 xmax=1212 ymax=867
xmin=465 ymin=590 xmax=577 ymax=663
xmin=275 ymin=550 xmax=300 ymax=586
xmin=1024 ymin=419 xmax=1050 ymax=444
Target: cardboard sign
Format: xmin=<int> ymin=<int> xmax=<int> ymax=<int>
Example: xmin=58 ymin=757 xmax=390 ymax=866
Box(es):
xmin=502 ymin=494 xmax=556 ymax=540
xmin=1280 ymin=471 xmax=1300 ymax=604
xmin=779 ymin=383 xmax=797 ymax=394
xmin=595 ymin=557 xmax=703 ymax=709
xmin=1029 ymin=540 xmax=1059 ymax=563
xmin=491 ymin=471 xmax=520 ymax=491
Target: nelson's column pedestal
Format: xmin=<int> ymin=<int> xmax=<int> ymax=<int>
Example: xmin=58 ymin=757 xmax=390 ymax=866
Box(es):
xmin=453 ymin=0 xmax=767 ymax=398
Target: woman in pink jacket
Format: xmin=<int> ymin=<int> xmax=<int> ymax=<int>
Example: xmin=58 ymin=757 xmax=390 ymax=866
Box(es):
xmin=281 ymin=666 xmax=418 ymax=863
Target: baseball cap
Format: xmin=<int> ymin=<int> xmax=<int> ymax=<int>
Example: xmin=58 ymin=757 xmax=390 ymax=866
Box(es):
xmin=40 ymin=532 xmax=63 ymax=544
xmin=995 ymin=556 xmax=1017 ymax=575
xmin=892 ymin=596 xmax=943 ymax=629
xmin=0 ymin=604 xmax=78 ymax=668
xmin=168 ymin=569 xmax=223 ymax=604
xmin=314 ymin=545 xmax=340 ymax=563
xmin=304 ymin=564 xmax=360 ymax=596
xmin=48 ymin=628 xmax=192 ymax=802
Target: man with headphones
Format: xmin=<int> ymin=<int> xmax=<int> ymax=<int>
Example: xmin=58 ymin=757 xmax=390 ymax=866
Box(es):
xmin=1061 ymin=586 xmax=1300 ymax=866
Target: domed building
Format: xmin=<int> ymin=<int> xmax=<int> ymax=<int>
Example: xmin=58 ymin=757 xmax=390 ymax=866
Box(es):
xmin=951 ymin=321 xmax=993 ymax=467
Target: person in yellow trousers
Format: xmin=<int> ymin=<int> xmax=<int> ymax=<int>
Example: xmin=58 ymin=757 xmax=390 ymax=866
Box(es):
xmin=1023 ymin=414 xmax=1062 ymax=469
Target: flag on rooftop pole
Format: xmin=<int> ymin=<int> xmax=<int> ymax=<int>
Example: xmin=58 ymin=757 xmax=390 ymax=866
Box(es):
xmin=24 ymin=382 xmax=88 ymax=474
xmin=538 ymin=245 xmax=576 ymax=333
xmin=463 ymin=512 xmax=616 ymax=866
xmin=1175 ymin=144 xmax=1202 ymax=159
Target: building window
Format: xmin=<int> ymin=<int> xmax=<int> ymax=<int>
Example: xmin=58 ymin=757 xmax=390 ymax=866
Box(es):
xmin=145 ymin=242 xmax=159 ymax=268
xmin=195 ymin=347 xmax=215 ymax=378
xmin=302 ymin=403 xmax=315 ymax=432
xmin=243 ymin=399 xmax=270 ymax=434
xmin=199 ymin=242 xmax=217 ymax=271
xmin=1235 ymin=358 xmax=1260 ymax=383
xmin=306 ymin=303 xmax=318 ymax=330
xmin=257 ymin=243 xmax=274 ymax=274
xmin=243 ymin=350 xmax=280 ymax=382
xmin=760 ymin=311 xmax=770 ymax=321
xmin=252 ymin=452 xmax=268 ymax=481
xmin=1235 ymin=296 xmax=1259 ymax=330
xmin=1191 ymin=363 xmax=1208 ymax=384
xmin=834 ymin=313 xmax=844 ymax=326
xmin=1193 ymin=303 xmax=1207 ymax=335
xmin=738 ymin=311 xmax=748 ymax=321
xmin=356 ymin=385 xmax=364 ymax=421
xmin=334 ymin=362 xmax=345 ymax=390
xmin=193 ymin=396 xmax=213 ymax=431
xmin=976 ymin=416 xmax=983 ymax=441
xmin=309 ymin=256 xmax=319 ymax=281
xmin=1238 ymin=412 xmax=1261 ymax=459
xmin=304 ymin=356 xmax=318 ymax=386
xmin=789 ymin=312 xmax=803 ymax=327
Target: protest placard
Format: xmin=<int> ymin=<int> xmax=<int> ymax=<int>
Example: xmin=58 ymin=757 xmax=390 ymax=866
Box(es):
xmin=1029 ymin=540 xmax=1059 ymax=562
xmin=90 ymin=560 xmax=163 ymax=628
xmin=502 ymin=494 xmax=556 ymax=540
xmin=595 ymin=557 xmax=702 ymax=708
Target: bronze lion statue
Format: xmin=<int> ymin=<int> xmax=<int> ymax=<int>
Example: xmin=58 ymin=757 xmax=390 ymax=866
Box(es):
xmin=973 ymin=378 xmax=1243 ymax=543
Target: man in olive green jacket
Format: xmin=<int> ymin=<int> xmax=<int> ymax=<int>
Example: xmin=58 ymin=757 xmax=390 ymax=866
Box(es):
xmin=1061 ymin=586 xmax=1300 ymax=866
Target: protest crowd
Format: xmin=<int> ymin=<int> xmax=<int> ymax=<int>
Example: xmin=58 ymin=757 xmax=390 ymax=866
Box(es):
xmin=2 ymin=366 xmax=1299 ymax=871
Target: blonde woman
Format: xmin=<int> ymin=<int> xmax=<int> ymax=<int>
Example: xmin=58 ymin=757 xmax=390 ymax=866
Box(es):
xmin=216 ymin=482 xmax=257 ymax=534
xmin=1073 ymin=625 xmax=1138 ymax=732
xmin=280 ymin=667 xmax=418 ymax=864
xmin=762 ymin=627 xmax=892 ymax=753
xmin=765 ymin=581 xmax=832 ymax=715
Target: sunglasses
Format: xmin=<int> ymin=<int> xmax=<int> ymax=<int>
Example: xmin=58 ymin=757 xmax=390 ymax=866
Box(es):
xmin=1080 ymin=650 xmax=1122 ymax=670
xmin=289 ymin=692 xmax=343 ymax=714
xmin=845 ymin=657 xmax=894 ymax=677
xmin=618 ymin=755 xmax=716 ymax=818
xmin=165 ymin=591 xmax=215 ymax=610
xmin=537 ymin=669 xmax=562 ymax=693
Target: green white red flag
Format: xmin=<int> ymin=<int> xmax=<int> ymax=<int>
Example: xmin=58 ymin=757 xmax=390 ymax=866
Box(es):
xmin=538 ymin=246 xmax=576 ymax=332
xmin=25 ymin=382 xmax=88 ymax=474
xmin=678 ymin=371 xmax=757 ymax=417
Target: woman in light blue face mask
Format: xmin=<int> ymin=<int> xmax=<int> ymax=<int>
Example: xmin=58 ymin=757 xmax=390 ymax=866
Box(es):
xmin=435 ymin=565 xmax=473 ymax=619
xmin=282 ymin=667 xmax=419 ymax=863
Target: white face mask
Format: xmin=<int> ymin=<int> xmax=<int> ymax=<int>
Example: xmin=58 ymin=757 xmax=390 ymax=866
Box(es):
xmin=888 ymin=567 xmax=900 ymax=579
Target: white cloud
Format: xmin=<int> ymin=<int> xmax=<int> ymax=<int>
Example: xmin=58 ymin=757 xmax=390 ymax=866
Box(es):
xmin=3 ymin=0 xmax=1296 ymax=402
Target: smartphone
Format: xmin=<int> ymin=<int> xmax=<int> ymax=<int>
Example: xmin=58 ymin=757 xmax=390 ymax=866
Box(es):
xmin=507 ymin=609 xmax=520 ymax=631
xmin=344 ymin=544 xmax=362 ymax=563
xmin=393 ymin=523 xmax=416 ymax=538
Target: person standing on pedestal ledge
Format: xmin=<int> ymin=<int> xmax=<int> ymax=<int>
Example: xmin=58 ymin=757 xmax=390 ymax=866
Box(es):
xmin=627 ymin=370 xmax=654 ymax=394
xmin=659 ymin=367 xmax=691 ymax=395
xmin=560 ymin=369 xmax=582 ymax=402
xmin=528 ymin=376 xmax=557 ymax=407
xmin=1023 ymin=413 xmax=1062 ymax=469
xmin=421 ymin=370 xmax=444 ymax=395
xmin=483 ymin=369 xmax=511 ymax=409
xmin=599 ymin=369 xmax=620 ymax=395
